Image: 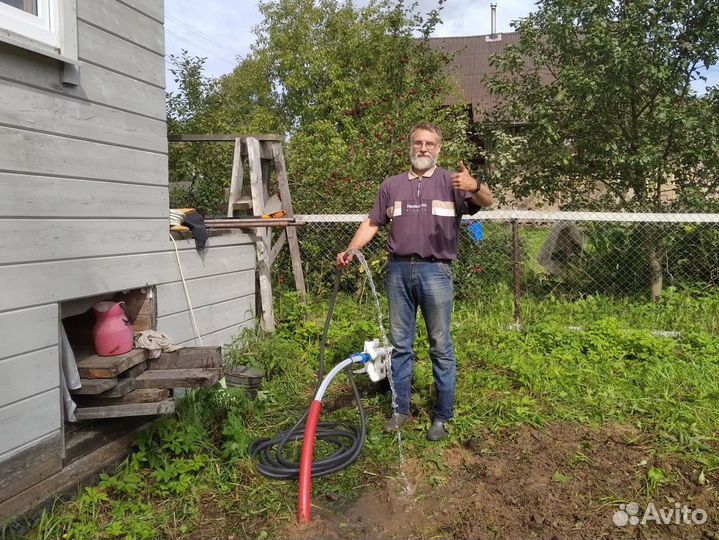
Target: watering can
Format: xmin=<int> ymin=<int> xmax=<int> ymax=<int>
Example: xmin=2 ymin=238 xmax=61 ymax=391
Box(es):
xmin=93 ymin=301 xmax=133 ymax=356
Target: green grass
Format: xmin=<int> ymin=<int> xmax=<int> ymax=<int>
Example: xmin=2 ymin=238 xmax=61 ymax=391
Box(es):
xmin=16 ymin=288 xmax=719 ymax=540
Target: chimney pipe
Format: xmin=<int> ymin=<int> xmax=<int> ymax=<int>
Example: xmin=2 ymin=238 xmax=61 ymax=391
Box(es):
xmin=490 ymin=2 xmax=497 ymax=38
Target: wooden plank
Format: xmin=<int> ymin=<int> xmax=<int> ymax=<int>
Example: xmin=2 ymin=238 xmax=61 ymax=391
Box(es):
xmin=77 ymin=21 xmax=164 ymax=87
xmin=1 ymin=242 xmax=255 ymax=312
xmin=77 ymin=0 xmax=164 ymax=55
xmin=156 ymin=269 xmax=255 ymax=317
xmin=149 ymin=347 xmax=222 ymax=370
xmin=71 ymin=377 xmax=118 ymax=395
xmin=62 ymin=417 xmax=148 ymax=466
xmin=247 ymin=137 xmax=275 ymax=331
xmin=0 ymin=431 xmax=62 ymax=505
xmin=0 ymin=422 xmax=149 ymax=520
xmin=96 ymin=376 xmax=136 ymax=398
xmin=75 ymin=349 xmax=147 ymax=379
xmin=157 ymin=295 xmax=255 ymax=345
xmin=0 ymin=218 xmax=168 ymax=265
xmin=272 ymin=141 xmax=307 ymax=295
xmin=0 ymin=126 xmax=167 ymax=186
xmin=0 ymin=44 xmax=166 ymax=120
xmin=0 ymin=348 xmax=59 ymax=408
xmin=121 ymin=360 xmax=148 ymax=378
xmin=269 ymin=230 xmax=287 ymax=266
xmin=75 ymin=388 xmax=169 ymax=407
xmin=115 ymin=288 xmax=156 ymax=332
xmin=168 ymin=134 xmax=284 ymax=142
xmin=0 ymin=79 xmax=167 ymax=153
xmin=116 ymin=0 xmax=163 ymax=21
xmin=72 ymin=398 xmax=175 ymax=420
xmin=176 ymin=319 xmax=255 ymax=348
xmin=0 ymin=389 xmax=61 ymax=457
xmin=227 ymin=138 xmax=244 ymax=217
xmin=135 ymin=369 xmax=221 ymax=389
xmin=0 ymin=174 xmax=168 ymax=218
xmin=0 ymin=305 xmax=58 ymax=361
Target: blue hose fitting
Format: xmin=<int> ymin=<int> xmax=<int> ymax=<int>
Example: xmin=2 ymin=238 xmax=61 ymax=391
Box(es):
xmin=350 ymin=352 xmax=371 ymax=364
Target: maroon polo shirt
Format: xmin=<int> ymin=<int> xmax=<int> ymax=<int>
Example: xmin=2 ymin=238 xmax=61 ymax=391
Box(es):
xmin=368 ymin=166 xmax=480 ymax=261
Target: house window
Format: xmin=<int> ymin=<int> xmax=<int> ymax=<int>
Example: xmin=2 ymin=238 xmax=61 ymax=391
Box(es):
xmin=0 ymin=0 xmax=60 ymax=50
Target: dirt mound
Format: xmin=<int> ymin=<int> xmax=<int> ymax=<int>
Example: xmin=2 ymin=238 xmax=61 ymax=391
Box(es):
xmin=284 ymin=423 xmax=719 ymax=539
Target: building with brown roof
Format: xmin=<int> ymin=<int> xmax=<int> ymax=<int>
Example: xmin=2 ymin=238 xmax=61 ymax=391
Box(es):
xmin=428 ymin=31 xmax=520 ymax=120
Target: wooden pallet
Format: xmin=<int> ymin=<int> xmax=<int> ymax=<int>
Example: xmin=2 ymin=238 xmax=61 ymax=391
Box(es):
xmin=70 ymin=347 xmax=222 ymax=419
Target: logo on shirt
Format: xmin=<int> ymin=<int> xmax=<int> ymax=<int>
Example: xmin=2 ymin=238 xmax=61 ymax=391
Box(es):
xmin=406 ymin=202 xmax=428 ymax=213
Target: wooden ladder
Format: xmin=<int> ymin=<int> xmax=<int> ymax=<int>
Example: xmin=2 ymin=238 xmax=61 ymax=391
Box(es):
xmin=167 ymin=134 xmax=306 ymax=332
xmin=226 ymin=136 xmax=306 ymax=331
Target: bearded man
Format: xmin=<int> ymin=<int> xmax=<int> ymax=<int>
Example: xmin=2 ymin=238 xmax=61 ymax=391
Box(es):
xmin=337 ymin=121 xmax=493 ymax=441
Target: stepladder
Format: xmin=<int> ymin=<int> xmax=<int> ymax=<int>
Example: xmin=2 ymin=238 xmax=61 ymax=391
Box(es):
xmin=225 ymin=136 xmax=306 ymax=332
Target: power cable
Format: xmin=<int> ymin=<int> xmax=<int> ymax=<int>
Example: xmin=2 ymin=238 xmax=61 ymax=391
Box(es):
xmin=165 ymin=12 xmax=242 ymax=58
xmin=164 ymin=26 xmax=238 ymax=67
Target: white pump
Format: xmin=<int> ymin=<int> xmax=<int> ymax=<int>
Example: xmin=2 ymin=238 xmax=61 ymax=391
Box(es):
xmin=353 ymin=339 xmax=391 ymax=382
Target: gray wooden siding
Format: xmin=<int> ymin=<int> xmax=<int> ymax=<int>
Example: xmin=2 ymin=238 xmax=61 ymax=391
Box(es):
xmin=0 ymin=234 xmax=256 ymax=312
xmin=0 ymin=0 xmax=254 ymax=478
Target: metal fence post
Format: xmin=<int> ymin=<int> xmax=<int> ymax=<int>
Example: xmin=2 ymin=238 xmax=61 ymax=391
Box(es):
xmin=511 ymin=219 xmax=522 ymax=326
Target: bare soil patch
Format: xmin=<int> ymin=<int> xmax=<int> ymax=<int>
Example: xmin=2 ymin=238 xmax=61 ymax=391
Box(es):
xmin=284 ymin=423 xmax=719 ymax=539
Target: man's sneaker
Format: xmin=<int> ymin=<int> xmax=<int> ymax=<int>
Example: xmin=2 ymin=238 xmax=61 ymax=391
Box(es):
xmin=383 ymin=413 xmax=410 ymax=433
xmin=427 ymin=419 xmax=449 ymax=441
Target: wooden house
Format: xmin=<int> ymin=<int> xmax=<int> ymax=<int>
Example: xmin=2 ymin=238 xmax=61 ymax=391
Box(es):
xmin=0 ymin=0 xmax=256 ymax=519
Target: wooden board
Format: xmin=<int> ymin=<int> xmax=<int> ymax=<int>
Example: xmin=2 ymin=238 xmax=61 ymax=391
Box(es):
xmin=0 ymin=305 xmax=58 ymax=361
xmin=0 ymin=389 xmax=61 ymax=457
xmin=135 ymin=368 xmax=221 ymax=389
xmin=0 ymin=348 xmax=59 ymax=409
xmin=95 ymin=376 xmax=136 ymax=398
xmin=71 ymin=377 xmax=118 ymax=395
xmin=156 ymin=269 xmax=255 ymax=317
xmin=0 ymin=174 xmax=168 ymax=219
xmin=0 ymin=422 xmax=150 ymax=520
xmin=115 ymin=289 xmax=155 ymax=332
xmin=0 ymin=126 xmax=167 ymax=185
xmin=121 ymin=361 xmax=148 ymax=378
xmin=156 ymin=295 xmax=255 ymax=345
xmin=3 ymin=218 xmax=168 ymax=265
xmin=77 ymin=21 xmax=164 ymax=88
xmin=77 ymin=0 xmax=164 ymax=55
xmin=2 ymin=241 xmax=255 ymax=312
xmin=75 ymin=349 xmax=147 ymax=379
xmin=0 ymin=430 xmax=62 ymax=505
xmin=176 ymin=319 xmax=255 ymax=347
xmin=111 ymin=0 xmax=163 ymax=21
xmin=149 ymin=347 xmax=222 ymax=370
xmin=0 ymin=44 xmax=166 ymax=120
xmin=74 ymin=389 xmax=169 ymax=407
xmin=73 ymin=398 xmax=175 ymax=420
xmin=0 ymin=79 xmax=167 ymax=153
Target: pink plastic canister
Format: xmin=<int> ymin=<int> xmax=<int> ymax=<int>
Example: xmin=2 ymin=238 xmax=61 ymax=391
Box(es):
xmin=92 ymin=301 xmax=133 ymax=356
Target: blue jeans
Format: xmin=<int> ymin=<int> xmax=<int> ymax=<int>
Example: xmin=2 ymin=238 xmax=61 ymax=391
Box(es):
xmin=387 ymin=259 xmax=456 ymax=421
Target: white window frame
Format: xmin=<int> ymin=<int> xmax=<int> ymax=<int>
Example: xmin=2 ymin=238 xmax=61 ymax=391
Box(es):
xmin=0 ymin=0 xmax=77 ymax=62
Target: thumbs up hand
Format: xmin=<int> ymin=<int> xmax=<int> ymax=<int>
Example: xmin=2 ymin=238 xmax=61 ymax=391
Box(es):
xmin=451 ymin=161 xmax=478 ymax=192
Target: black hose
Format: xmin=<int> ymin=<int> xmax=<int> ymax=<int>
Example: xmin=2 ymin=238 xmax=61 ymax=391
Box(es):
xmin=249 ymin=269 xmax=367 ymax=480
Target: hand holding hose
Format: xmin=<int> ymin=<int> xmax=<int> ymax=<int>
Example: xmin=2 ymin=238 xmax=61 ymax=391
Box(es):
xmin=336 ymin=249 xmax=354 ymax=269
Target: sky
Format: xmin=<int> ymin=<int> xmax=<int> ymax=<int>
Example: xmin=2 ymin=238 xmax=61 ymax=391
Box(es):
xmin=163 ymin=0 xmax=718 ymax=94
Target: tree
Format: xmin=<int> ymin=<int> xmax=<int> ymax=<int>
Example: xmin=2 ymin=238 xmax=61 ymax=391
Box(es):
xmin=483 ymin=0 xmax=719 ymax=298
xmin=234 ymin=0 xmax=475 ymax=213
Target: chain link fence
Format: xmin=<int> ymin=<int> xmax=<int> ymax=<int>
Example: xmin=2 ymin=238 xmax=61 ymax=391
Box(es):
xmin=271 ymin=211 xmax=719 ymax=333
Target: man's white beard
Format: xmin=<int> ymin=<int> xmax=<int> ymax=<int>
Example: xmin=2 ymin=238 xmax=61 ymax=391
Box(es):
xmin=411 ymin=155 xmax=436 ymax=171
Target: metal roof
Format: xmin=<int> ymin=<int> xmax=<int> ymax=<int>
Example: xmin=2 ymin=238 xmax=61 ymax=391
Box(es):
xmin=428 ymin=32 xmax=521 ymax=119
